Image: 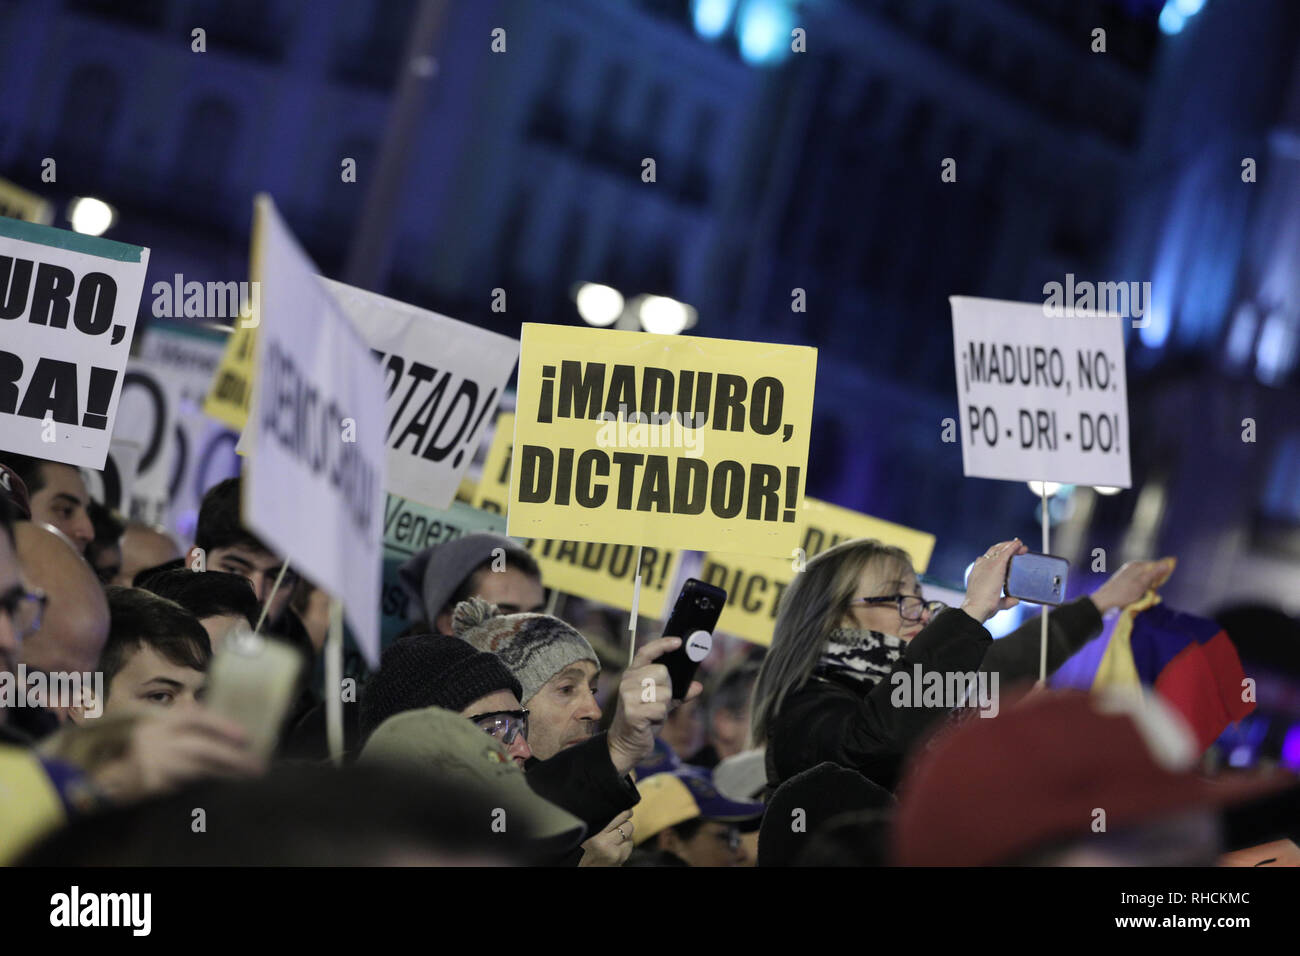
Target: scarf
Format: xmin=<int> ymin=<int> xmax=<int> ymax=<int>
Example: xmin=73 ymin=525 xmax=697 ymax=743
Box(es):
xmin=814 ymin=626 xmax=904 ymax=690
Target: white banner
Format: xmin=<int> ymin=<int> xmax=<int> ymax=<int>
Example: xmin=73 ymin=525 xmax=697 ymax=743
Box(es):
xmin=0 ymin=219 xmax=150 ymax=469
xmin=82 ymin=438 xmax=142 ymax=513
xmin=245 ymin=196 xmax=386 ymax=666
xmin=321 ymin=278 xmax=518 ymax=510
xmin=951 ymin=296 xmax=1131 ymax=488
xmin=116 ymin=329 xmax=237 ymax=531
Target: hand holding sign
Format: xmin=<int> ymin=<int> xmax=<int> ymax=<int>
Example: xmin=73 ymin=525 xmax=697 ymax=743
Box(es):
xmin=607 ymin=636 xmax=704 ymax=777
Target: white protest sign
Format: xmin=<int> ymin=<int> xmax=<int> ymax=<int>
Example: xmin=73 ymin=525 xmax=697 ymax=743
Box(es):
xmin=82 ymin=438 xmax=142 ymax=513
xmin=117 ymin=328 xmax=237 ymax=530
xmin=0 ymin=218 xmax=150 ymax=469
xmin=320 ymin=278 xmax=518 ymax=510
xmin=951 ymin=296 xmax=1131 ymax=488
xmin=244 ymin=196 xmax=386 ymax=666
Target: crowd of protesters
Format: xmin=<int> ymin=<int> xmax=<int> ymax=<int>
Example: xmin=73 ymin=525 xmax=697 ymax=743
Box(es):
xmin=1 ymin=449 xmax=1297 ymax=867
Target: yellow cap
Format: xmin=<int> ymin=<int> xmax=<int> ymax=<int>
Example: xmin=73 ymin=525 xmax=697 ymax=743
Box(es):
xmin=629 ymin=773 xmax=701 ymax=845
xmin=0 ymin=746 xmax=66 ymax=863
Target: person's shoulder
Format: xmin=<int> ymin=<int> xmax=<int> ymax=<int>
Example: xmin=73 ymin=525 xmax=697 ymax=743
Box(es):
xmin=775 ymin=675 xmax=860 ymax=721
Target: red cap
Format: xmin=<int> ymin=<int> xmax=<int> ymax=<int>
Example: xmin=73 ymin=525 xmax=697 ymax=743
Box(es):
xmin=0 ymin=464 xmax=32 ymax=520
xmin=893 ymin=688 xmax=1291 ymax=866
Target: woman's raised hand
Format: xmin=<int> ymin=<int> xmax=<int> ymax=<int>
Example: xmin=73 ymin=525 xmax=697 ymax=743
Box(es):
xmin=960 ymin=539 xmax=1028 ymax=623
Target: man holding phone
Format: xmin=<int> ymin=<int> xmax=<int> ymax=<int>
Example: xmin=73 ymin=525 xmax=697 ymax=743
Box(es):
xmin=451 ymin=596 xmax=704 ymax=863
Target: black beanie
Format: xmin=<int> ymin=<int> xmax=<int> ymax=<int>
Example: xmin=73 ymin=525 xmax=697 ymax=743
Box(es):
xmin=359 ymin=634 xmax=524 ymax=743
xmin=758 ymin=761 xmax=894 ymax=867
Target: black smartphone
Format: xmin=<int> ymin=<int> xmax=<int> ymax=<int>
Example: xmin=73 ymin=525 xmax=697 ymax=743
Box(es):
xmin=659 ymin=578 xmax=727 ymax=700
xmin=1005 ymin=551 xmax=1069 ymax=606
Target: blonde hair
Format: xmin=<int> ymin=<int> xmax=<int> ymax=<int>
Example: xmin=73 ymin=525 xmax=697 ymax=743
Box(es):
xmin=749 ymin=538 xmax=913 ymax=747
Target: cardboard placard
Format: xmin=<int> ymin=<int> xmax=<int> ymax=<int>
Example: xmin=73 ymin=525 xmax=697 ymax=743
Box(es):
xmin=243 ymin=196 xmax=386 ymax=666
xmin=951 ymin=296 xmax=1131 ymax=487
xmin=701 ymin=497 xmax=936 ymax=645
xmin=0 ymin=178 xmax=54 ymax=225
xmin=379 ymin=495 xmax=510 ymax=647
xmin=117 ymin=326 xmax=236 ymax=530
xmin=475 ymin=412 xmax=680 ymax=618
xmin=320 ymin=278 xmax=518 ymax=510
xmin=508 ymin=324 xmax=817 ymax=558
xmin=0 ymin=217 xmax=149 ymax=469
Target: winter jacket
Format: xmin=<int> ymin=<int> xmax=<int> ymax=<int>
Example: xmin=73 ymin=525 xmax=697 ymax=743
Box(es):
xmin=764 ymin=598 xmax=1104 ymax=792
xmin=524 ymin=731 xmax=640 ymax=836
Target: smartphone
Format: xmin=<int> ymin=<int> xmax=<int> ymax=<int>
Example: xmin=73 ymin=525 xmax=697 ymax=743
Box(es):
xmin=204 ymin=627 xmax=304 ymax=760
xmin=659 ymin=579 xmax=727 ymax=700
xmin=1005 ymin=551 xmax=1069 ymax=606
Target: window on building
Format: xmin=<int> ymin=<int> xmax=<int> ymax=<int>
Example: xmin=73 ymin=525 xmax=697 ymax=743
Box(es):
xmin=681 ymin=104 xmax=718 ymax=205
xmin=172 ymin=96 xmax=240 ymax=199
xmin=333 ymin=0 xmax=416 ymax=89
xmin=54 ymin=64 xmax=122 ymax=168
xmin=67 ymin=0 xmax=167 ymax=30
xmin=190 ymin=0 xmax=291 ymax=61
xmin=587 ymin=60 xmax=632 ymax=168
xmin=1253 ymin=432 xmax=1300 ymax=558
xmin=526 ymin=35 xmax=578 ymax=146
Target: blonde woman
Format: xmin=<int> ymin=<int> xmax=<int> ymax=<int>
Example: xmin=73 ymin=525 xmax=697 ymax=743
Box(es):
xmin=751 ymin=537 xmax=1173 ymax=792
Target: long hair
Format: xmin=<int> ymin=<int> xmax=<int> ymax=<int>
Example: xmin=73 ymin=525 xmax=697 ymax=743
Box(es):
xmin=749 ymin=538 xmax=914 ymax=747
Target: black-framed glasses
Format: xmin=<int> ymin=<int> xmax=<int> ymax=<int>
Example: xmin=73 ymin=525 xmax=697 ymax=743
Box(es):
xmin=467 ymin=709 xmax=529 ymax=746
xmin=0 ymin=586 xmax=47 ymax=642
xmin=848 ymin=594 xmax=946 ymax=622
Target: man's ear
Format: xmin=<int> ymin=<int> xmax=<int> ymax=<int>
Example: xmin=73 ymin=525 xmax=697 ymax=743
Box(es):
xmin=434 ymin=610 xmax=454 ymax=637
xmin=68 ymin=677 xmax=106 ymax=723
xmin=66 ymin=695 xmax=89 ymax=724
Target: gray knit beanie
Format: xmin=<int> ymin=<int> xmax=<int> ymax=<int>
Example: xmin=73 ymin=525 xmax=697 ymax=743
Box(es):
xmin=397 ymin=532 xmax=535 ymax=626
xmin=453 ymin=597 xmax=599 ymax=704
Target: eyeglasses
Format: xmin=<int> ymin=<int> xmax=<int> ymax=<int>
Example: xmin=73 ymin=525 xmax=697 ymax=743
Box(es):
xmin=467 ymin=709 xmax=529 ymax=746
xmin=848 ymin=594 xmax=947 ymax=622
xmin=711 ymin=825 xmax=743 ymax=851
xmin=0 ymin=586 xmax=47 ymax=642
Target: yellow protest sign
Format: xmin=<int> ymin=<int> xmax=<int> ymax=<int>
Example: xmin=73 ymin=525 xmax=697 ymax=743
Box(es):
xmin=0 ymin=178 xmax=53 ymax=225
xmin=509 ymin=324 xmax=817 ymax=558
xmin=700 ymin=498 xmax=936 ymax=646
xmin=475 ymin=412 xmax=680 ymax=618
xmin=202 ymin=210 xmax=264 ymax=429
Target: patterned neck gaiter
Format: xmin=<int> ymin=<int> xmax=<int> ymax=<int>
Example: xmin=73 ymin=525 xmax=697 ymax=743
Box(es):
xmin=814 ymin=626 xmax=905 ymax=690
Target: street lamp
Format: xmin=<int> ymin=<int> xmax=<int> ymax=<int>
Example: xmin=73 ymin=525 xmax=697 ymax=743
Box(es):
xmin=574 ymin=283 xmax=624 ymax=327
xmin=68 ymin=197 xmax=116 ymax=236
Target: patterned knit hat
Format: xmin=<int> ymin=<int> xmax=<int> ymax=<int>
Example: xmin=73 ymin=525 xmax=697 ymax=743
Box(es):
xmin=359 ymin=632 xmax=524 ymax=743
xmin=453 ymin=597 xmax=598 ymax=704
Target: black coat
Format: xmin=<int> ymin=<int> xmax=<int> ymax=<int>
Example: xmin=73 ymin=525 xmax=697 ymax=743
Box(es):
xmin=764 ymin=598 xmax=1103 ymax=792
xmin=524 ymin=731 xmax=640 ymax=836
